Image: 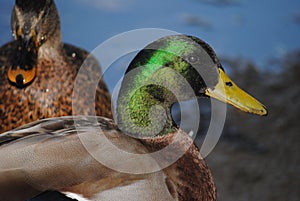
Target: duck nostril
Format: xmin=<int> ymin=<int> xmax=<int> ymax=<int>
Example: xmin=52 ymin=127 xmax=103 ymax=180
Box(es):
xmin=226 ymin=82 xmax=233 ymax=87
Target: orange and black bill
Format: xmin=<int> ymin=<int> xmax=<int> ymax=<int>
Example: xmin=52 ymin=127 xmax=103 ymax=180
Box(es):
xmin=205 ymin=68 xmax=268 ymax=116
xmin=8 ymin=29 xmax=38 ymax=88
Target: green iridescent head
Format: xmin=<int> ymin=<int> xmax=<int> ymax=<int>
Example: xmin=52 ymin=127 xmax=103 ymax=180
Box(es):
xmin=116 ymin=35 xmax=267 ymax=138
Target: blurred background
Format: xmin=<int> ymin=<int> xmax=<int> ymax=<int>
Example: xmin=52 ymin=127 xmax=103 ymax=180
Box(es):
xmin=1 ymin=0 xmax=299 ymax=200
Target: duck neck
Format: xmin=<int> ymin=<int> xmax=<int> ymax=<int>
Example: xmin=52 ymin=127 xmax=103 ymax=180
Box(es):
xmin=117 ymin=82 xmax=175 ymax=137
xmin=116 ymin=50 xmax=194 ymax=137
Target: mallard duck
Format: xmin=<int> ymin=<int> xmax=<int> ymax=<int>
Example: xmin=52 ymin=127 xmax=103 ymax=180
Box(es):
xmin=0 ymin=0 xmax=112 ymax=133
xmin=0 ymin=35 xmax=267 ymax=201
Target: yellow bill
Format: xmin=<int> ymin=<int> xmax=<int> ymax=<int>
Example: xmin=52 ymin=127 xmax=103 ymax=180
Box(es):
xmin=205 ymin=68 xmax=268 ymax=116
xmin=8 ymin=66 xmax=37 ymax=86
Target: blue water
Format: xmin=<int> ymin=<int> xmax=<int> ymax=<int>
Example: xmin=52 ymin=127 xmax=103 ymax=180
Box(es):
xmin=1 ymin=0 xmax=300 ymax=70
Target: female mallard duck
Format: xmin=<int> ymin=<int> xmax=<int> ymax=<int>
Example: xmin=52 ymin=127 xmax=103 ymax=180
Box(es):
xmin=0 ymin=35 xmax=267 ymax=201
xmin=0 ymin=0 xmax=112 ymax=133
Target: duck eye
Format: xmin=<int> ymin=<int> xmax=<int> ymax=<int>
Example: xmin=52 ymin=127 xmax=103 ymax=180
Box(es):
xmin=39 ymin=35 xmax=46 ymax=46
xmin=187 ymin=55 xmax=198 ymax=64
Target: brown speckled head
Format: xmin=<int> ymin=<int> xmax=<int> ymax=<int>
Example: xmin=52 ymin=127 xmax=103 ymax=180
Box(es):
xmin=0 ymin=0 xmax=112 ymax=133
